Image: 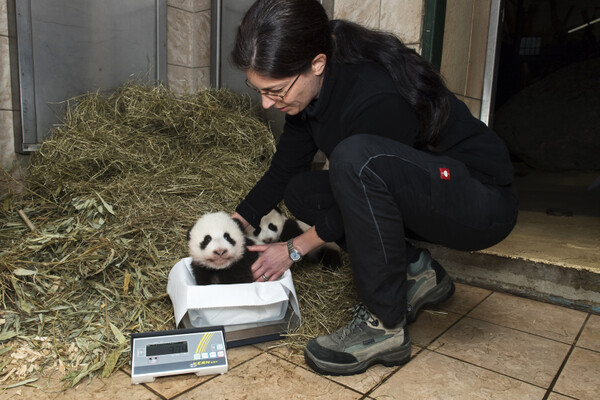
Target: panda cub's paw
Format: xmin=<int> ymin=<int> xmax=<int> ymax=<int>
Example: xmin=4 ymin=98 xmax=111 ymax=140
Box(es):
xmin=246 ymin=208 xmax=343 ymax=270
xmin=187 ymin=211 xmax=257 ymax=285
xmin=311 ymin=245 xmax=344 ymax=271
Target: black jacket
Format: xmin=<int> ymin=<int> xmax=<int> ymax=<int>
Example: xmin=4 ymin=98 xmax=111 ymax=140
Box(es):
xmin=236 ymin=61 xmax=513 ymax=228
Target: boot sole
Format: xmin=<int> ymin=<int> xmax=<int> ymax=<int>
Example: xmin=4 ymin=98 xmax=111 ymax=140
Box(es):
xmin=407 ymin=274 xmax=455 ymax=323
xmin=304 ymin=342 xmax=411 ymax=376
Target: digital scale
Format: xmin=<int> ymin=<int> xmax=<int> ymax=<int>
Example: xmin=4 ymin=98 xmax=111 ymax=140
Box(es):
xmin=130 ymin=326 xmax=228 ymax=384
xmin=178 ymin=304 xmax=300 ymax=347
xmin=139 ymin=259 xmax=303 ymax=384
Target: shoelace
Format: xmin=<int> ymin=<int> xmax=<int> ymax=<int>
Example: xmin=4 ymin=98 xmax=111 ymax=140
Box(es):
xmin=338 ymin=304 xmax=379 ymax=339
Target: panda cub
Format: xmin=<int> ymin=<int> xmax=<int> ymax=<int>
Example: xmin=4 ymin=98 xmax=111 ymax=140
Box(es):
xmin=246 ymin=208 xmax=343 ymax=270
xmin=187 ymin=211 xmax=257 ymax=285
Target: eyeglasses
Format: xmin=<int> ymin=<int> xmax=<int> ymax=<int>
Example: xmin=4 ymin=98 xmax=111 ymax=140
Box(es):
xmin=245 ymin=73 xmax=302 ymax=100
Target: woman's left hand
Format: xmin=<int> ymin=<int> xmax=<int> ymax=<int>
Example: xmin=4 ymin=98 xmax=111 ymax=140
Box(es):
xmin=248 ymin=242 xmax=293 ymax=282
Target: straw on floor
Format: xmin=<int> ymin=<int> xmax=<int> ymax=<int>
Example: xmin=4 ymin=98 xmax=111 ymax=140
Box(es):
xmin=0 ymin=83 xmax=357 ymax=388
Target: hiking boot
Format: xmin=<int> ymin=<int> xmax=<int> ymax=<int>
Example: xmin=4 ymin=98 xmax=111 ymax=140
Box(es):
xmin=304 ymin=304 xmax=411 ymax=376
xmin=406 ymin=248 xmax=455 ymax=322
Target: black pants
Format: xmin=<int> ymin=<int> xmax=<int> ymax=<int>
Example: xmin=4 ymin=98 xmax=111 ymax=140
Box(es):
xmin=284 ymin=135 xmax=518 ymax=327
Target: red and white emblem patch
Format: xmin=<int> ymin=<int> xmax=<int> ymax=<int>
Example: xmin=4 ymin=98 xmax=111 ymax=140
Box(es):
xmin=439 ymin=168 xmax=451 ymax=180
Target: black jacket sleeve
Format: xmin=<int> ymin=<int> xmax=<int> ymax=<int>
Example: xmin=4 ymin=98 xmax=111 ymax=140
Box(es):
xmin=236 ymin=113 xmax=318 ymax=228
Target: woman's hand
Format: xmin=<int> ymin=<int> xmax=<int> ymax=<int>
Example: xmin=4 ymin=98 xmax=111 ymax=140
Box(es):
xmin=248 ymin=242 xmax=293 ymax=282
xmin=248 ymin=225 xmax=326 ymax=282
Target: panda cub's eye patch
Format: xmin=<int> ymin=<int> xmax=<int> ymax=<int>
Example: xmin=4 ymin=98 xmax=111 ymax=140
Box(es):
xmin=223 ymin=232 xmax=236 ymax=246
xmin=253 ymin=227 xmax=261 ymax=236
xmin=268 ymin=223 xmax=278 ymax=232
xmin=200 ymin=235 xmax=212 ymax=250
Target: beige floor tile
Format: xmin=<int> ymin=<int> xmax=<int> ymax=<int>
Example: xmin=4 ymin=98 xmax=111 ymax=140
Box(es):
xmin=252 ymin=339 xmax=286 ymax=352
xmin=546 ymin=393 xmax=575 ymax=400
xmin=254 ymin=340 xmax=305 ymax=365
xmin=261 ymin=337 xmax=422 ymax=392
xmin=0 ymin=371 xmax=67 ymax=400
xmin=62 ymin=370 xmax=159 ymax=400
xmin=0 ymin=370 xmax=159 ymax=400
xmin=142 ymin=372 xmax=212 ymax=399
xmin=325 ymin=346 xmax=422 ymax=394
xmin=226 ymin=343 xmax=270 ymax=366
xmin=553 ymin=347 xmax=600 ymax=400
xmin=140 ymin=344 xmax=262 ymax=398
xmin=577 ymin=314 xmax=600 ymax=352
xmin=371 ymin=349 xmax=546 ymax=399
xmin=329 ymin=364 xmax=398 ymax=395
xmin=468 ymin=292 xmax=587 ymax=343
xmin=409 ymin=309 xmax=462 ymax=347
xmin=436 ymin=282 xmax=492 ymax=315
xmin=175 ymin=352 xmax=362 ymax=399
xmin=431 ymin=317 xmax=570 ymax=387
xmin=265 ymin=340 xmax=423 ymax=394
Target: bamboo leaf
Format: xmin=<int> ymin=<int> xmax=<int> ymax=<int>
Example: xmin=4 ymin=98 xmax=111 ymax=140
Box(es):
xmin=2 ymin=194 xmax=11 ymax=211
xmin=95 ymin=192 xmax=115 ymax=215
xmin=0 ymin=347 xmax=13 ymax=356
xmin=3 ymin=377 xmax=38 ymax=389
xmin=12 ymin=268 xmax=38 ymax=277
xmin=0 ymin=359 xmax=11 ymax=373
xmin=101 ymin=344 xmax=126 ymax=378
xmin=71 ymin=361 xmax=103 ymax=386
xmin=109 ymin=322 xmax=127 ymax=344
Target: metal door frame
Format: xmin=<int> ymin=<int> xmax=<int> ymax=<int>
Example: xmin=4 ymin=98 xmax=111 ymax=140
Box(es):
xmin=480 ymin=0 xmax=504 ymax=127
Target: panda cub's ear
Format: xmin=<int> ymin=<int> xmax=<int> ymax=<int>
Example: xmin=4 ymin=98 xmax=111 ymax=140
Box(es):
xmin=280 ymin=218 xmax=305 ymax=242
xmin=231 ymin=217 xmax=244 ymax=232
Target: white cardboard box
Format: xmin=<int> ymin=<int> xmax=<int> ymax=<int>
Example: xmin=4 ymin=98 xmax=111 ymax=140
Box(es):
xmin=167 ymin=258 xmax=301 ymax=343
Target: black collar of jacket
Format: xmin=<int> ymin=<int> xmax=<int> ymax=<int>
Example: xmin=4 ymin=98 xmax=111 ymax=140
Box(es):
xmin=303 ymin=62 xmax=339 ymax=121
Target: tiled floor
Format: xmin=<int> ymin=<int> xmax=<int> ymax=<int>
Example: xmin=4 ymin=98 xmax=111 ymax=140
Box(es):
xmin=1 ymin=283 xmax=599 ymax=399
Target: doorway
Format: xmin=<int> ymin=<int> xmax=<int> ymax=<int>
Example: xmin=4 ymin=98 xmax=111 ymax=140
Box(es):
xmin=492 ymin=0 xmax=599 ymax=171
xmin=487 ymin=0 xmax=600 ymax=284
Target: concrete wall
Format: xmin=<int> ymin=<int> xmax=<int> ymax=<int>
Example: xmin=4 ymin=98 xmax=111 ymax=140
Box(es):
xmin=0 ymin=0 xmax=26 ymax=182
xmin=333 ymin=0 xmax=424 ymax=50
xmin=167 ymin=0 xmax=211 ymax=94
xmin=440 ymin=0 xmax=492 ymax=118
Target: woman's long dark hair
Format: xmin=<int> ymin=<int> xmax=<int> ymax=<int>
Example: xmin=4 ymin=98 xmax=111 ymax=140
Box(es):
xmin=231 ymin=0 xmax=450 ymax=145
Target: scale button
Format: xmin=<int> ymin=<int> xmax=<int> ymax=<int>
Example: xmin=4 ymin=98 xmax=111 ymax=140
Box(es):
xmin=217 ymin=344 xmax=224 ymax=350
xmin=202 ymin=353 xmax=209 ymax=359
xmin=217 ymin=351 xmax=225 ymax=358
xmin=209 ymin=352 xmax=217 ymax=358
xmin=193 ymin=353 xmax=201 ymax=360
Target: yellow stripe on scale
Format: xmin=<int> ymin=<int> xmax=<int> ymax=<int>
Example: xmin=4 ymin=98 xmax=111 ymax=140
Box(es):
xmin=195 ymin=332 xmax=215 ymax=354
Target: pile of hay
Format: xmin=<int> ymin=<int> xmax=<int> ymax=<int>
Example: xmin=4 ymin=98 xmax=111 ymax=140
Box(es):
xmin=0 ymin=83 xmax=358 ymax=388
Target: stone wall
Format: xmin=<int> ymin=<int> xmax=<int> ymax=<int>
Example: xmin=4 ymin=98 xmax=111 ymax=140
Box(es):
xmin=0 ymin=0 xmax=25 ymax=178
xmin=167 ymin=0 xmax=211 ymax=94
xmin=440 ymin=0 xmax=493 ymax=119
xmin=333 ymin=0 xmax=424 ymax=50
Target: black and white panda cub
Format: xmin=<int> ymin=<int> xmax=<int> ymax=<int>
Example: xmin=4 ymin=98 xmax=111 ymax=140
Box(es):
xmin=187 ymin=212 xmax=257 ymax=285
xmin=246 ymin=208 xmax=343 ymax=270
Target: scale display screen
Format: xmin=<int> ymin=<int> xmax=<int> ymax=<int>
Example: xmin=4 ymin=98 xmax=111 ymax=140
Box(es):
xmin=146 ymin=341 xmax=188 ymax=357
xmin=130 ymin=326 xmax=228 ymax=384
